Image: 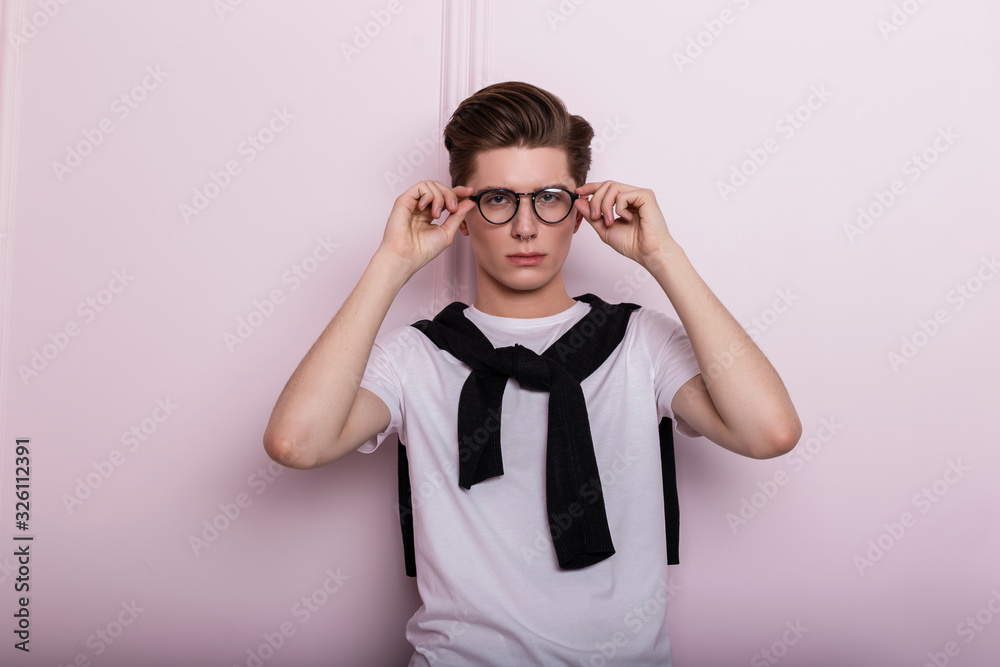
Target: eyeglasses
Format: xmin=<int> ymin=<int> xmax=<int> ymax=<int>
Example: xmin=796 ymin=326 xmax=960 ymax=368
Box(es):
xmin=468 ymin=187 xmax=580 ymax=225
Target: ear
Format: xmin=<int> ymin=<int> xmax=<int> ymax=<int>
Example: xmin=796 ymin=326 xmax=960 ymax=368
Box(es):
xmin=572 ymin=209 xmax=583 ymax=233
xmin=459 ymin=219 xmax=469 ymax=236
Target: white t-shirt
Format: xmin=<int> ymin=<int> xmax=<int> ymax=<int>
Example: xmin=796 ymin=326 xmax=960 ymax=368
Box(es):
xmin=359 ymin=297 xmax=703 ymax=666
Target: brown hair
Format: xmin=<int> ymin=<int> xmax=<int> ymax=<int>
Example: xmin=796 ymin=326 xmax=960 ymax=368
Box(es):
xmin=443 ymin=81 xmax=595 ymax=189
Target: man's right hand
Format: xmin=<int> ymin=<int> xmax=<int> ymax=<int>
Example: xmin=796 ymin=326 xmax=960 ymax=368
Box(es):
xmin=377 ymin=181 xmax=477 ymax=273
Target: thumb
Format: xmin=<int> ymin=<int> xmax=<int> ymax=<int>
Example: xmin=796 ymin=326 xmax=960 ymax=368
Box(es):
xmin=574 ymin=198 xmax=598 ymax=223
xmin=585 ymin=207 xmax=609 ymax=240
xmin=440 ymin=199 xmax=477 ymax=239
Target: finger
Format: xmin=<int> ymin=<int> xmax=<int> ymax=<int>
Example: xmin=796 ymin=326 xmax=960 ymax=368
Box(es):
xmin=411 ymin=182 xmax=433 ymax=211
xmin=444 ymin=184 xmax=475 ymax=212
xmin=416 ymin=182 xmax=442 ymax=213
xmin=589 ymin=181 xmax=611 ymax=218
xmin=600 ymin=183 xmax=621 ymax=224
xmin=423 ymin=181 xmax=449 ymax=218
xmin=430 ymin=181 xmax=467 ymax=217
xmin=436 ymin=181 xmax=457 ymax=213
xmin=585 ymin=206 xmax=609 ymax=239
xmin=441 ymin=199 xmax=477 ymax=237
xmin=617 ymin=191 xmax=635 ymax=222
xmin=605 ymin=184 xmax=638 ymax=224
xmin=588 ymin=181 xmax=614 ymax=220
xmin=447 ymin=198 xmax=477 ymax=224
xmin=414 ymin=181 xmax=443 ymax=217
xmin=573 ymin=181 xmax=604 ymax=218
xmin=573 ymin=198 xmax=597 ymax=222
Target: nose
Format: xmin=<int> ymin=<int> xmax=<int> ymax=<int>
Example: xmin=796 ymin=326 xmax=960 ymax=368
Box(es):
xmin=510 ymin=193 xmax=540 ymax=240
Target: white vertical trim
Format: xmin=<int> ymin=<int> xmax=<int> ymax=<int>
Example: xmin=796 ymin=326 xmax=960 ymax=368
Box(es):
xmin=435 ymin=0 xmax=493 ymax=307
xmin=0 ymin=0 xmax=25 ymax=443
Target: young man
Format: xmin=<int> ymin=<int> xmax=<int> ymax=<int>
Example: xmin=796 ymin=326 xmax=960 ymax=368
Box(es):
xmin=263 ymin=82 xmax=801 ymax=665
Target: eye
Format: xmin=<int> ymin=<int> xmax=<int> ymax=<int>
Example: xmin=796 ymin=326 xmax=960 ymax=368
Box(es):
xmin=483 ymin=190 xmax=513 ymax=206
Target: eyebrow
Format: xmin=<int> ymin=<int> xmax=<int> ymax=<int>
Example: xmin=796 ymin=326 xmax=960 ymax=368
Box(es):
xmin=473 ymin=183 xmax=571 ymax=196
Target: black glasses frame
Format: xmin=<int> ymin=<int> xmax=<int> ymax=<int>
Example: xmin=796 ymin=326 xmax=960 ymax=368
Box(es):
xmin=468 ymin=187 xmax=581 ymax=225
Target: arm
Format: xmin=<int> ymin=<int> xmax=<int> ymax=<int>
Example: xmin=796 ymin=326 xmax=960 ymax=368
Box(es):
xmin=263 ymin=181 xmax=477 ymax=469
xmin=649 ymin=243 xmax=801 ymax=459
xmin=262 ymin=251 xmax=408 ymax=469
xmin=574 ymin=182 xmax=802 ymax=460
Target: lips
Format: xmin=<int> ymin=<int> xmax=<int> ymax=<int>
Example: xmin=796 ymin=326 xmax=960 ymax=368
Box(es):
xmin=507 ymin=252 xmax=545 ymax=266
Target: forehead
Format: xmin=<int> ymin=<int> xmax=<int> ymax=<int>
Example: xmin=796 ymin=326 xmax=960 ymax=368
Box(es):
xmin=469 ymin=146 xmax=572 ymax=189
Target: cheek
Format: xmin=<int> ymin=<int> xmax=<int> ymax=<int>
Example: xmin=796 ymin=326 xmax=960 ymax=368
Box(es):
xmin=554 ymin=228 xmax=576 ymax=255
xmin=468 ymin=229 xmax=501 ymax=262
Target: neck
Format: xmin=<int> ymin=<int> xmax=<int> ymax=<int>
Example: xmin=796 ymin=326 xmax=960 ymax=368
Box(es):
xmin=472 ymin=273 xmax=577 ymax=319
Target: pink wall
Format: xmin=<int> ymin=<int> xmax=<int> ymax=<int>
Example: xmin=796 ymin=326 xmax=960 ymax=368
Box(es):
xmin=1 ymin=1 xmax=998 ymax=665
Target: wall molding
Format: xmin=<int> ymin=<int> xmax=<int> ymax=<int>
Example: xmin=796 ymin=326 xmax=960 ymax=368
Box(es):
xmin=435 ymin=0 xmax=493 ymax=308
xmin=0 ymin=0 xmax=25 ymax=443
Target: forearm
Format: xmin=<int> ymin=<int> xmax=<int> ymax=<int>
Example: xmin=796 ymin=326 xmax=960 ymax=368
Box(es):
xmin=263 ymin=250 xmax=414 ymax=467
xmin=644 ymin=240 xmax=800 ymax=452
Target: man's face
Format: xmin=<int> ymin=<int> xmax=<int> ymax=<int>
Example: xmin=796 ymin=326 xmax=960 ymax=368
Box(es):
xmin=458 ymin=146 xmax=584 ymax=295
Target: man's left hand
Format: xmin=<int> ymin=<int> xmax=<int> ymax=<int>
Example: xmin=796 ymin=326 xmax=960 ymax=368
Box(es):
xmin=574 ymin=181 xmax=675 ymax=268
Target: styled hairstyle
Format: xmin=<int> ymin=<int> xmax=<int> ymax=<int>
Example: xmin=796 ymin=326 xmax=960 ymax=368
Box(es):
xmin=443 ymin=81 xmax=595 ymax=190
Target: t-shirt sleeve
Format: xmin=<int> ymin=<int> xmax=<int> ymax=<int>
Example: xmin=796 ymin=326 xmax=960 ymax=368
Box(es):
xmin=356 ymin=336 xmax=403 ymax=454
xmin=642 ymin=308 xmax=704 ymax=438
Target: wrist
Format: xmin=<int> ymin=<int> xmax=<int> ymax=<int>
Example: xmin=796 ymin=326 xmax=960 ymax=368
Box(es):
xmin=370 ymin=248 xmax=418 ymax=288
xmin=642 ymin=239 xmax=686 ymax=277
